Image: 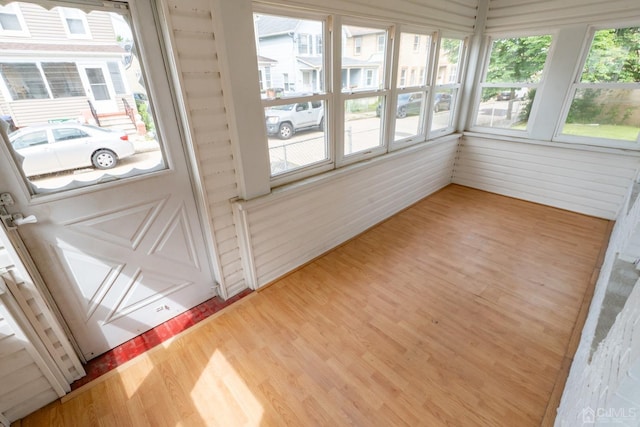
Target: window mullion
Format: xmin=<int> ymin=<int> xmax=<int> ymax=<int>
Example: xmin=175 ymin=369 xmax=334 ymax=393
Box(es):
xmin=332 ymin=14 xmax=345 ymax=167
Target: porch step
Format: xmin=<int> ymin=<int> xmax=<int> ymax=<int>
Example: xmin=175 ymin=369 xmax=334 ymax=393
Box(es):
xmin=97 ymin=113 xmax=137 ymax=135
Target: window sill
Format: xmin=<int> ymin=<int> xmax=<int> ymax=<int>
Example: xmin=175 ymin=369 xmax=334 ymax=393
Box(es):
xmin=237 ymin=133 xmax=461 ymax=209
xmin=462 ymin=131 xmax=640 ymax=157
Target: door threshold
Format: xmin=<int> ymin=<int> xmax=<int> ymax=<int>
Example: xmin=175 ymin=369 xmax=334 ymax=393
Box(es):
xmin=70 ymin=289 xmax=253 ymax=390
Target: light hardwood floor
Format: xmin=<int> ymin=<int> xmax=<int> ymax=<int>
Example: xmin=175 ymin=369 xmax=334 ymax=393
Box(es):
xmin=16 ymin=185 xmax=610 ymax=426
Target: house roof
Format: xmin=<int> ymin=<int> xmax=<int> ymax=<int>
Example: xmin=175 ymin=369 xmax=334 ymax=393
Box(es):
xmin=344 ymin=26 xmax=385 ymax=37
xmin=258 ymin=55 xmax=278 ymax=65
xmin=297 ymin=56 xmax=322 ymax=69
xmin=255 ymin=15 xmax=299 ymax=38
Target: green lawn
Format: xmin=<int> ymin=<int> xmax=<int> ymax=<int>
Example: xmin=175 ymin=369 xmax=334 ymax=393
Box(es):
xmin=561 ymin=123 xmax=640 ymax=141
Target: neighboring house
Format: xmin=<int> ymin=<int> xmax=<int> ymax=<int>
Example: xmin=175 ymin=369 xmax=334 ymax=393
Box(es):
xmin=0 ymin=2 xmax=138 ymax=130
xmin=255 ymin=15 xmax=323 ymax=94
xmin=255 ymin=15 xmax=385 ymax=94
xmin=342 ymin=25 xmax=384 ymax=90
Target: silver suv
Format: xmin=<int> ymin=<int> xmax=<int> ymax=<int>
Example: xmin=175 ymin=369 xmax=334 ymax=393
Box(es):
xmin=265 ymin=101 xmax=324 ymax=139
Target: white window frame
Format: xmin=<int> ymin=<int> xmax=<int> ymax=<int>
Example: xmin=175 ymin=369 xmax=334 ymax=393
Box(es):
xmin=338 ymin=18 xmax=393 ymax=167
xmin=0 ymin=3 xmax=29 ymax=36
xmin=254 ymin=7 xmax=333 ymax=186
xmin=429 ymin=34 xmax=467 ymax=138
xmin=390 ymin=27 xmax=438 ymax=149
xmin=253 ymin=6 xmax=470 ymax=186
xmin=59 ymin=7 xmax=92 ymax=39
xmin=0 ymin=60 xmax=93 ymax=101
xmin=554 ymin=24 xmax=640 ymax=149
xmin=469 ymin=31 xmax=553 ymax=138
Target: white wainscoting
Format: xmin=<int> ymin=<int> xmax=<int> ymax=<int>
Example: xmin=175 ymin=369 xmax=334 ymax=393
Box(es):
xmin=234 ymin=137 xmax=459 ymax=288
xmin=453 ymin=136 xmax=640 ymax=220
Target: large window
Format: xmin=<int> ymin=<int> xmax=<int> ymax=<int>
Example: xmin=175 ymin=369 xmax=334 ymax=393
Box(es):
xmin=431 ymin=38 xmax=465 ymax=135
xmin=253 ymin=9 xmax=467 ymax=183
xmin=342 ymin=24 xmax=388 ymax=157
xmin=1 ymin=2 xmax=166 ymax=195
xmin=474 ymin=34 xmax=552 ymax=132
xmin=392 ymin=31 xmax=432 ymax=144
xmin=254 ymin=13 xmax=328 ymax=177
xmin=559 ymin=26 xmax=640 ymax=145
xmin=0 ymin=63 xmax=50 ymax=100
xmin=41 ymin=62 xmax=84 ymax=98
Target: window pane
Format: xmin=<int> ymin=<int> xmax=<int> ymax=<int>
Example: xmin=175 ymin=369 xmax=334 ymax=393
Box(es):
xmin=264 ymin=102 xmax=327 ymax=175
xmin=342 ymin=26 xmax=386 ymax=92
xmin=581 ymin=27 xmax=640 ymax=83
xmin=107 ymin=62 xmax=126 ymax=94
xmin=41 ymin=62 xmax=84 ymax=98
xmin=0 ymin=12 xmax=21 ymax=31
xmin=0 ymin=63 xmax=48 ymax=100
xmin=475 ymin=87 xmax=534 ymax=129
xmin=437 ymin=38 xmax=464 ymax=85
xmin=431 ymin=89 xmax=455 ymax=131
xmin=3 ymin=5 xmax=165 ymax=195
xmin=393 ymin=91 xmax=424 ymax=141
xmin=254 ymin=14 xmax=324 ymax=98
xmin=561 ymin=88 xmax=640 ymax=142
xmin=398 ymin=33 xmax=430 ymax=87
xmin=486 ymin=35 xmax=551 ymax=84
xmin=344 ymin=96 xmax=382 ymax=155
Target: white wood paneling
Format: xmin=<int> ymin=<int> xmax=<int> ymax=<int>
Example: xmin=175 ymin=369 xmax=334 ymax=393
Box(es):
xmin=453 ymin=136 xmax=640 ymax=219
xmin=261 ymin=0 xmax=478 ymax=33
xmin=235 ymin=138 xmax=459 ymax=288
xmin=486 ymin=0 xmax=640 ymax=32
xmin=163 ymin=0 xmax=246 ymax=297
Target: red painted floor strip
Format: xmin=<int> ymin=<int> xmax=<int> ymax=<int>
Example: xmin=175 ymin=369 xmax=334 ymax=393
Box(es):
xmin=70 ymin=289 xmax=253 ymax=390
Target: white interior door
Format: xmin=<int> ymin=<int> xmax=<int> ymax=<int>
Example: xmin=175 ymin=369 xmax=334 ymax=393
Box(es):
xmin=0 ymin=1 xmax=217 ymax=360
xmin=0 ymin=139 xmax=216 ymax=361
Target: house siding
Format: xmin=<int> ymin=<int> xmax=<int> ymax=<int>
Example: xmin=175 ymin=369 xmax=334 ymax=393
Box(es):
xmin=18 ymin=3 xmax=115 ymax=42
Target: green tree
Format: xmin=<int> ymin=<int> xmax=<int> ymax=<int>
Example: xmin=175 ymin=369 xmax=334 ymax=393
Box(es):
xmin=486 ymin=35 xmax=552 ymax=84
xmin=581 ymin=27 xmax=640 ymax=83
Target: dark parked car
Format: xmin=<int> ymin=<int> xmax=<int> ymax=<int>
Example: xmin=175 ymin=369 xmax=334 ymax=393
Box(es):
xmin=377 ymin=93 xmax=423 ymax=118
xmin=433 ymin=93 xmax=452 ymax=112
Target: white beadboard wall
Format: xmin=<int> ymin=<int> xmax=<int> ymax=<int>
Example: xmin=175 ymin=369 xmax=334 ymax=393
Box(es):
xmin=0 ymin=272 xmax=69 ymax=425
xmin=453 ymin=136 xmax=640 ymax=220
xmin=234 ymin=138 xmax=459 ymax=288
xmin=263 ymin=0 xmax=478 ymax=32
xmin=0 ymin=299 xmax=58 ymax=426
xmin=0 ymin=230 xmax=84 ymax=425
xmin=486 ymin=0 xmax=640 ymax=32
xmin=164 ymin=0 xmax=246 ymax=297
xmin=556 ymin=174 xmax=640 ymax=426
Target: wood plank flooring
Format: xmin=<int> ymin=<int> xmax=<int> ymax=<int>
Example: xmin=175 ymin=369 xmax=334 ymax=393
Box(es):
xmin=16 ymin=185 xmax=610 ymax=426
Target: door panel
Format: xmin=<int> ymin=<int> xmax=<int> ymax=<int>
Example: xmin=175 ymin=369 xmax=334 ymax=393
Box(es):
xmin=0 ymin=1 xmax=217 ymax=360
xmin=7 ymin=172 xmax=216 ymax=359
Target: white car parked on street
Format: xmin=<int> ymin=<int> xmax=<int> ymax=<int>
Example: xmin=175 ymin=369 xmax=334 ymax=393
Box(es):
xmin=9 ymin=123 xmax=135 ymax=177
